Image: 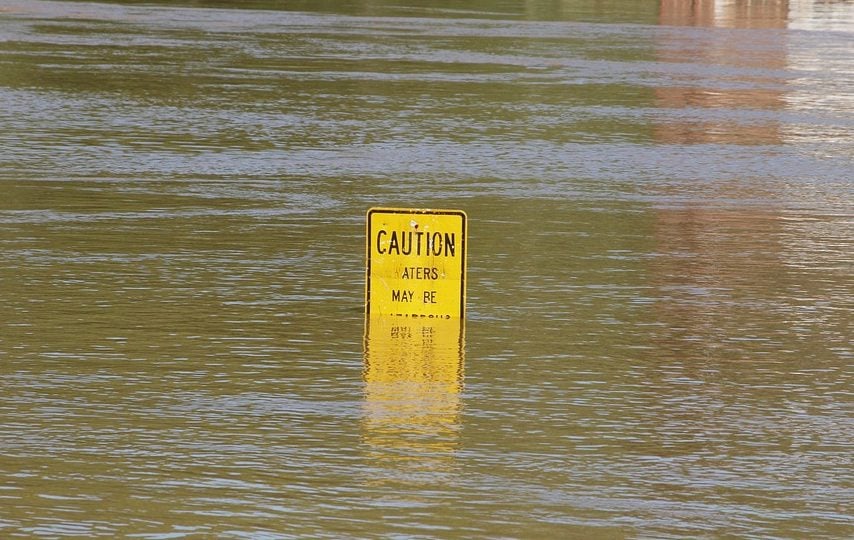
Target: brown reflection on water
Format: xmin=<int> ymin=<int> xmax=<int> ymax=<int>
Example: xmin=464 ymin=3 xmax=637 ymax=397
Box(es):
xmin=362 ymin=317 xmax=464 ymax=478
xmin=649 ymin=206 xmax=786 ymax=360
xmin=660 ymin=0 xmax=790 ymax=28
xmin=655 ymin=0 xmax=789 ymax=145
xmin=652 ymin=1 xmax=792 ymax=359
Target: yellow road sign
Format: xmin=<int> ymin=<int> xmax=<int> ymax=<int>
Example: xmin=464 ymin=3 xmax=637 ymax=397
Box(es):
xmin=365 ymin=208 xmax=467 ymax=319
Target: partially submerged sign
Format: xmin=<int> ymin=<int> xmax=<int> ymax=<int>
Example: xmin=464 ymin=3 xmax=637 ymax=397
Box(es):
xmin=366 ymin=208 xmax=467 ymax=319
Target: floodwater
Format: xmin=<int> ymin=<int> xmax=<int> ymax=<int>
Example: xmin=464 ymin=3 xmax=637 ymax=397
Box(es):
xmin=1 ymin=0 xmax=852 ymax=537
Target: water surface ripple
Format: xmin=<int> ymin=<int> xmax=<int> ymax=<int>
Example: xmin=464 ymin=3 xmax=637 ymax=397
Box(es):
xmin=1 ymin=0 xmax=852 ymax=538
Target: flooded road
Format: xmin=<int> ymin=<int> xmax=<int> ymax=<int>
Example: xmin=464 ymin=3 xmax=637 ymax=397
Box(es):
xmin=1 ymin=0 xmax=852 ymax=538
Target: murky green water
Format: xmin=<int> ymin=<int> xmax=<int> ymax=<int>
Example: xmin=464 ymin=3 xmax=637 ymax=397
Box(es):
xmin=1 ymin=0 xmax=852 ymax=538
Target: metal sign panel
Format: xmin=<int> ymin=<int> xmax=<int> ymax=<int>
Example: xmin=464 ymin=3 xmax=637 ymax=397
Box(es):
xmin=365 ymin=207 xmax=467 ymax=319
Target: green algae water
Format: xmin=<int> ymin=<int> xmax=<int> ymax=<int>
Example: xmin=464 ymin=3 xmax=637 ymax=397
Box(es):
xmin=1 ymin=0 xmax=852 ymax=538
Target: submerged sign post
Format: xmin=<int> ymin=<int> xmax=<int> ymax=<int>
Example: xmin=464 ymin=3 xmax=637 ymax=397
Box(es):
xmin=366 ymin=208 xmax=467 ymax=319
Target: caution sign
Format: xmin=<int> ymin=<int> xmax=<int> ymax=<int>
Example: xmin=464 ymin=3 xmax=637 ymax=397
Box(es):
xmin=366 ymin=208 xmax=467 ymax=319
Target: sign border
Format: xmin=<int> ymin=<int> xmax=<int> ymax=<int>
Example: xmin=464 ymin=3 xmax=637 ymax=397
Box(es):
xmin=365 ymin=207 xmax=467 ymax=319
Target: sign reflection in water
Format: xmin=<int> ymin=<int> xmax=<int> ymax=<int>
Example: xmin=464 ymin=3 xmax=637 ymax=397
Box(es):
xmin=362 ymin=316 xmax=465 ymax=475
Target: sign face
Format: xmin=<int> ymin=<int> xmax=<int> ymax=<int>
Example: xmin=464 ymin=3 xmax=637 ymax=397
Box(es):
xmin=366 ymin=208 xmax=467 ymax=319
